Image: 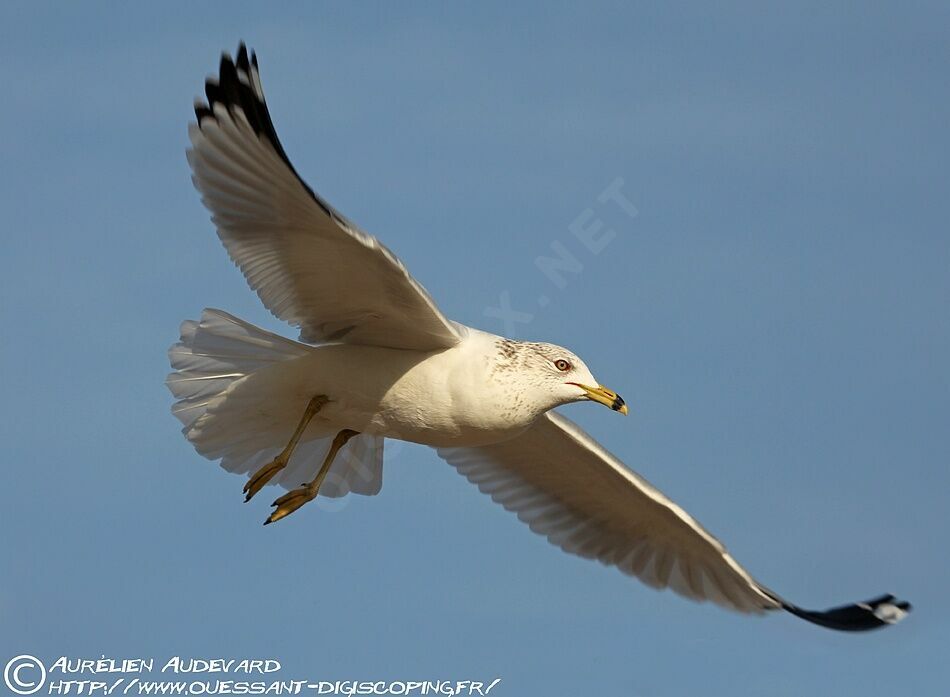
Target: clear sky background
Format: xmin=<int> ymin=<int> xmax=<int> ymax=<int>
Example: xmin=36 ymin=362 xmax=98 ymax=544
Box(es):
xmin=2 ymin=3 xmax=947 ymax=695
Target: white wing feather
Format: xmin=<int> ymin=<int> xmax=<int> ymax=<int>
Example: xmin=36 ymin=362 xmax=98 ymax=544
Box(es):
xmin=187 ymin=46 xmax=460 ymax=351
xmin=438 ymin=411 xmax=781 ymax=614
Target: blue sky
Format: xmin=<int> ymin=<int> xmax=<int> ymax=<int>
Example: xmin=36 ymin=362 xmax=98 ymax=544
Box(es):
xmin=1 ymin=2 xmax=947 ymax=695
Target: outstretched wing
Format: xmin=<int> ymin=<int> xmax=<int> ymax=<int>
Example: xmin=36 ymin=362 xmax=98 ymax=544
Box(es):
xmin=437 ymin=412 xmax=911 ymax=631
xmin=187 ymin=44 xmax=461 ymax=351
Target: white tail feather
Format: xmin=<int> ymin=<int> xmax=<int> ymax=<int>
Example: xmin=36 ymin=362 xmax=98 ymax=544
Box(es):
xmin=167 ymin=309 xmax=384 ymax=496
xmin=167 ymin=309 xmax=309 ymax=428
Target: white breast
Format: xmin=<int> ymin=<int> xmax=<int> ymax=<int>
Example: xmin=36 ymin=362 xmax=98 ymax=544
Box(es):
xmin=283 ymin=331 xmax=538 ymax=448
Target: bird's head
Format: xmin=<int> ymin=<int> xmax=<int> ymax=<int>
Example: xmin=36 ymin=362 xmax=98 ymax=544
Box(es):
xmin=496 ymin=339 xmax=628 ymax=415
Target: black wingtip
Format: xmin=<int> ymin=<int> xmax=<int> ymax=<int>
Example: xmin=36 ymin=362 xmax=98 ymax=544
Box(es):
xmin=236 ymin=42 xmax=251 ymax=73
xmin=194 ymin=103 xmax=214 ymax=123
xmin=781 ymin=593 xmax=912 ymax=632
xmin=190 ymin=42 xmax=330 ymax=215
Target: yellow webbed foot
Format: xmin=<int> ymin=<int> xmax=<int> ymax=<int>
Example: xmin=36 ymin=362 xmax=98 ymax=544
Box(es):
xmin=243 ymin=455 xmax=288 ymax=502
xmin=263 ymin=484 xmax=318 ymax=525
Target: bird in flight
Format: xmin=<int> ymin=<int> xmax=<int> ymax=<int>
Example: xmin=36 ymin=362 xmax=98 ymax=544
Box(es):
xmin=168 ymin=43 xmax=910 ymax=632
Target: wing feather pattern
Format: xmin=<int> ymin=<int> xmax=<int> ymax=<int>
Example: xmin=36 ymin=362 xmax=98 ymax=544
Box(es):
xmin=440 ymin=412 xmax=777 ymax=613
xmin=187 ymin=44 xmax=461 ymax=351
xmin=438 ymin=412 xmax=912 ymax=630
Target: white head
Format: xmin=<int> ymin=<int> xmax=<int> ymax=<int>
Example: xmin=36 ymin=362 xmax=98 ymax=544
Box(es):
xmin=493 ymin=338 xmax=627 ymax=416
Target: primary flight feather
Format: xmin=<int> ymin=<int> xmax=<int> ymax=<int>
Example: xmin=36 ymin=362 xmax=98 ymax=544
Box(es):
xmin=168 ymin=43 xmax=910 ymax=631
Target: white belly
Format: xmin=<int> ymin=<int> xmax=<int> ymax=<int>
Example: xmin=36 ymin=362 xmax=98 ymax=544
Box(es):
xmin=220 ymin=341 xmax=536 ymax=450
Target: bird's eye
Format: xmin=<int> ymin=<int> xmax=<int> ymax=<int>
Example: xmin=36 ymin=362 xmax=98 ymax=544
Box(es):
xmin=554 ymin=359 xmax=572 ymax=372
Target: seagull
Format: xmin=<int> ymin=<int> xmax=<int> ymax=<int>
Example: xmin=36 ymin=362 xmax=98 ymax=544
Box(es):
xmin=168 ymin=43 xmax=911 ymax=632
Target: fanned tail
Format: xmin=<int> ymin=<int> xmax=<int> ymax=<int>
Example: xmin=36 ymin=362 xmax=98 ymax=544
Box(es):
xmin=166 ymin=308 xmax=383 ymax=497
xmin=167 ymin=308 xmax=310 ymax=430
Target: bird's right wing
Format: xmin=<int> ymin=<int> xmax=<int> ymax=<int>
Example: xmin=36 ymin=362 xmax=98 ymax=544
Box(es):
xmin=437 ymin=411 xmax=911 ymax=631
xmin=187 ymin=44 xmax=461 ymax=351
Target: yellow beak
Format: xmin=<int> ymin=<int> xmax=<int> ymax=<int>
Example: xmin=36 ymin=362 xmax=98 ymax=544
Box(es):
xmin=573 ymin=383 xmax=628 ymax=415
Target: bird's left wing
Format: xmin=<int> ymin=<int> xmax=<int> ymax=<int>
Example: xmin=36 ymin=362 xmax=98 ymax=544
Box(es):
xmin=437 ymin=412 xmax=911 ymax=631
xmin=187 ymin=44 xmax=461 ymax=351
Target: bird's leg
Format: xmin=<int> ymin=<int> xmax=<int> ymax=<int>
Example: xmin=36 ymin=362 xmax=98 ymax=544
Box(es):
xmin=243 ymin=395 xmax=329 ymax=502
xmin=264 ymin=428 xmax=360 ymax=525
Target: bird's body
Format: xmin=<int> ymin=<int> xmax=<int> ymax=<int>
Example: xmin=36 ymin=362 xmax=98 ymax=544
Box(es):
xmin=187 ymin=324 xmax=563 ymax=452
xmin=167 ymin=43 xmax=910 ymax=632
